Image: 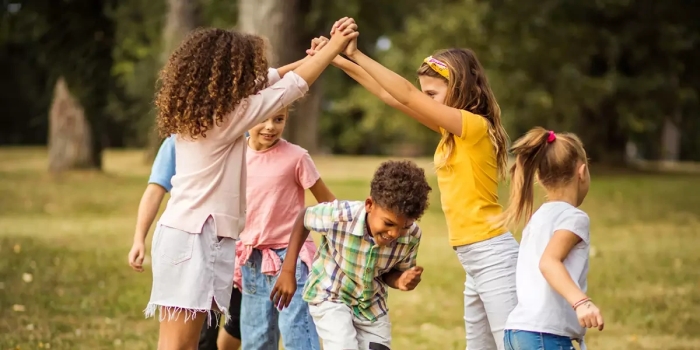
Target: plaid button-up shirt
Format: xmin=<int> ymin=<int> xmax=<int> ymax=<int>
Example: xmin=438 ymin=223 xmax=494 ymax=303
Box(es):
xmin=302 ymin=200 xmax=422 ymax=322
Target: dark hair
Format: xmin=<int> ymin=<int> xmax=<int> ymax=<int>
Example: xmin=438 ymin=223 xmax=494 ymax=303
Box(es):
xmin=370 ymin=160 xmax=432 ymax=219
xmin=417 ymin=48 xmax=509 ymax=178
xmin=497 ymin=127 xmax=587 ymax=229
xmin=155 ymin=28 xmax=269 ymax=138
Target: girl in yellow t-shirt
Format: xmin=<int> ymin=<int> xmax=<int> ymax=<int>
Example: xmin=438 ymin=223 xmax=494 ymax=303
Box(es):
xmin=313 ymin=27 xmax=518 ymax=350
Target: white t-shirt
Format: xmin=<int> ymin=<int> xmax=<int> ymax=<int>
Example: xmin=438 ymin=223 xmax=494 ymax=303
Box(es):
xmin=505 ymin=201 xmax=591 ymax=339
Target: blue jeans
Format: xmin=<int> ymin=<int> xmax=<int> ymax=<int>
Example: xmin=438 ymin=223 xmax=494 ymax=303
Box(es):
xmin=504 ymin=330 xmax=575 ymax=350
xmin=240 ymin=248 xmax=320 ymax=350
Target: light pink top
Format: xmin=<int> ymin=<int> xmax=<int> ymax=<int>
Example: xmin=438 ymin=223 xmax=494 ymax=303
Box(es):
xmin=233 ymin=139 xmax=319 ymax=289
xmin=158 ymin=69 xmax=309 ymax=239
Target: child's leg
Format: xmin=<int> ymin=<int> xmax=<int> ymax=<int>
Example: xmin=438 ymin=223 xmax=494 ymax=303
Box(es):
xmin=217 ymin=287 xmax=243 ymax=350
xmin=278 ymin=259 xmax=320 ymax=350
xmin=455 ymin=232 xmax=519 ymax=350
xmin=240 ymin=249 xmax=279 ymax=350
xmin=353 ymin=314 xmax=392 ymax=350
xmin=308 ymin=302 xmax=359 ymax=350
xmin=146 ymin=218 xmax=237 ymax=350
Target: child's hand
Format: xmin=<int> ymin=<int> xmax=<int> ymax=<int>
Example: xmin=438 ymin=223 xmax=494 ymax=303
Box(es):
xmin=397 ymin=266 xmax=423 ymax=291
xmin=328 ymin=17 xmax=359 ymax=52
xmin=128 ymin=241 xmax=146 ymax=272
xmin=344 ymin=36 xmax=358 ymax=58
xmin=575 ymin=300 xmax=604 ymax=331
xmin=305 ymin=36 xmax=329 ymax=56
xmin=270 ymin=270 xmax=297 ymax=310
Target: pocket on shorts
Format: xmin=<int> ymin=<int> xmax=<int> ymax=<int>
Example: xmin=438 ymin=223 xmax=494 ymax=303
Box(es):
xmin=158 ymin=226 xmax=196 ymax=265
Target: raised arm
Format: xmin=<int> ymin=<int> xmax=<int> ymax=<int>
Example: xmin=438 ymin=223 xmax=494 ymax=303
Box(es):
xmin=221 ymin=18 xmax=359 ymax=141
xmin=332 ymin=55 xmax=440 ymax=132
xmin=345 ymin=46 xmax=464 ymax=137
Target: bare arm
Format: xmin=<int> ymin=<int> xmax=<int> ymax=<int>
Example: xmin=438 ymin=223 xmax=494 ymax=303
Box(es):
xmin=382 ymin=270 xmax=403 ymax=289
xmin=309 ymin=178 xmax=336 ymax=203
xmin=332 ymin=56 xmax=440 ymax=132
xmin=348 ymin=50 xmax=464 ymax=137
xmin=277 ymin=56 xmax=311 ymax=78
xmin=133 ymin=184 xmax=167 ymax=244
xmin=539 ymin=230 xmax=588 ymax=305
xmin=292 ymin=18 xmax=358 ymax=87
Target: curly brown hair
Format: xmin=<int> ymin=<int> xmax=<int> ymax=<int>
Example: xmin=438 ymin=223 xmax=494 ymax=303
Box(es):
xmin=155 ymin=28 xmax=269 ymax=138
xmin=370 ymin=160 xmax=432 ymax=220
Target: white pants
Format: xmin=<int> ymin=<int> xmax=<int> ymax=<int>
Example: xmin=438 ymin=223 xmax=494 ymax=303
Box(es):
xmin=455 ymin=232 xmax=519 ymax=350
xmin=309 ymin=301 xmax=392 ymax=350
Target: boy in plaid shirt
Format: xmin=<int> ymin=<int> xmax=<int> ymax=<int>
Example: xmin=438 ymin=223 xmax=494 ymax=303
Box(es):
xmin=270 ymin=160 xmax=432 ymax=350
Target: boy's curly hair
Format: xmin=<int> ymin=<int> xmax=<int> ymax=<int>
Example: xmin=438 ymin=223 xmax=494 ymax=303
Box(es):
xmin=155 ymin=28 xmax=269 ymax=138
xmin=370 ymin=160 xmax=432 ymax=220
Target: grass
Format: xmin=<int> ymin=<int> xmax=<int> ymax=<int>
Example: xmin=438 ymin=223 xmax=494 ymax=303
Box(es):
xmin=1 ymin=147 xmax=699 ymax=349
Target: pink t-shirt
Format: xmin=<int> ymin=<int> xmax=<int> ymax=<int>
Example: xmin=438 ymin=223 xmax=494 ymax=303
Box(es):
xmin=233 ymin=139 xmax=319 ymax=289
xmin=158 ymin=69 xmax=309 ymax=239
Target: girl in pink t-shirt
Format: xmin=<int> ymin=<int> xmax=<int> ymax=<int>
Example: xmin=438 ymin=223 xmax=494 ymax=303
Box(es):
xmin=146 ymin=20 xmax=358 ymax=350
xmin=225 ymin=107 xmax=334 ymax=350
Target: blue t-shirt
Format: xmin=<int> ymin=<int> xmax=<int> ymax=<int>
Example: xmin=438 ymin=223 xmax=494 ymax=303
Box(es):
xmin=148 ymin=136 xmax=176 ymax=192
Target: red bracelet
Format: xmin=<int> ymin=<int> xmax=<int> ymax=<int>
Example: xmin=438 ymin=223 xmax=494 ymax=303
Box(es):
xmin=572 ymin=298 xmax=590 ymax=310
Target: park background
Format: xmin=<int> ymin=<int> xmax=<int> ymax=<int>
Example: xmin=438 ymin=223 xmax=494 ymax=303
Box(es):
xmin=1 ymin=0 xmax=699 ymax=349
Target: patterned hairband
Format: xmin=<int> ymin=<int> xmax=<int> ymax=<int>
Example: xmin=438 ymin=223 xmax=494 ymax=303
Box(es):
xmin=423 ymin=56 xmax=449 ymax=79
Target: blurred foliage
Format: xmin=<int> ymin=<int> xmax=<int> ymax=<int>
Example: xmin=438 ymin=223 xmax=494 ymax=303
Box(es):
xmin=1 ymin=0 xmax=699 ymax=161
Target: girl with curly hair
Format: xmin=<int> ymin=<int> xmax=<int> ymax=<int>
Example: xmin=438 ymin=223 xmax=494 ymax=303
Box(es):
xmin=311 ymin=29 xmax=516 ymax=349
xmin=145 ymin=18 xmax=358 ymax=350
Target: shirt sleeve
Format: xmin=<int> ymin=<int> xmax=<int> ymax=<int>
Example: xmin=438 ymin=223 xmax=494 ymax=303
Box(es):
xmin=148 ymin=136 xmax=176 ymax=192
xmin=267 ymin=68 xmax=281 ymax=85
xmin=394 ymin=226 xmax=422 ymax=271
xmin=554 ymin=209 xmax=590 ymax=244
xmin=303 ymin=200 xmax=340 ymax=235
xmin=220 ymin=72 xmax=309 ymax=143
xmin=295 ymin=152 xmax=321 ymax=190
xmin=458 ymin=109 xmax=489 ymax=142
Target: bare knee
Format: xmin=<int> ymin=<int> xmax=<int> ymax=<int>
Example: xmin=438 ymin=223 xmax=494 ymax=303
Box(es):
xmin=157 ymin=309 xmax=208 ymax=350
xmin=217 ymin=328 xmax=241 ymax=350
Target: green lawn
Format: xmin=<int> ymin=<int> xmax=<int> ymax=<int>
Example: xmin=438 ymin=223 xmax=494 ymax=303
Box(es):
xmin=1 ymin=148 xmax=699 ymax=349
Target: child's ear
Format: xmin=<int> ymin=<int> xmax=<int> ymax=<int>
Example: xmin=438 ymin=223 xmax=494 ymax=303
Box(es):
xmin=577 ymin=163 xmax=587 ymax=181
xmin=364 ymin=197 xmax=374 ymax=213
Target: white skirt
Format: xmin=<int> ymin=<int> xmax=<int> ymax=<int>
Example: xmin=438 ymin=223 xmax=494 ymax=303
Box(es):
xmin=144 ymin=216 xmax=236 ymax=325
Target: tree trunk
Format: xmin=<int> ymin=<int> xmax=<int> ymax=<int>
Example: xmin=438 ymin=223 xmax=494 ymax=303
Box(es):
xmin=145 ymin=0 xmax=201 ymax=163
xmin=660 ymin=114 xmax=681 ymax=161
xmin=238 ymin=0 xmax=321 ymax=153
xmin=48 ymin=77 xmax=95 ymax=172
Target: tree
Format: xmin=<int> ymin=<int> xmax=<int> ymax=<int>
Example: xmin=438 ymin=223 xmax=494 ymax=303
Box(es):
xmin=238 ymin=0 xmax=324 ymax=152
xmin=145 ymin=0 xmax=201 ymax=161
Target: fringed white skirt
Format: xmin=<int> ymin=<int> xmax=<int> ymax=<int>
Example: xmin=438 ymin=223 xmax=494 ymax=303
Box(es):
xmin=145 ymin=217 xmax=236 ymax=326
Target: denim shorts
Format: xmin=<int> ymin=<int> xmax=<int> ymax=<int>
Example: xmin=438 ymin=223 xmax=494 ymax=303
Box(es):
xmin=504 ymin=330 xmax=575 ymax=350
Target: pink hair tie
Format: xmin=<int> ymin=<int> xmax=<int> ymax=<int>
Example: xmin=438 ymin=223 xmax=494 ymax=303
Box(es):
xmin=546 ymin=130 xmax=556 ymax=143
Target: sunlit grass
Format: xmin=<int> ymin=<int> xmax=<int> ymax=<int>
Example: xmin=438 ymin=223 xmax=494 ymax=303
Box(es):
xmin=0 ymin=148 xmax=699 ymax=349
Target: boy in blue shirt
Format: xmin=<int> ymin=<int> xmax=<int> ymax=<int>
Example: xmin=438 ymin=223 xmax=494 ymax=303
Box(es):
xmin=128 ymin=136 xmax=243 ymax=350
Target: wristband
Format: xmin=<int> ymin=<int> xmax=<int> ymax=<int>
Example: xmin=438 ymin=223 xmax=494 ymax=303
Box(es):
xmin=572 ymin=298 xmax=591 ymax=310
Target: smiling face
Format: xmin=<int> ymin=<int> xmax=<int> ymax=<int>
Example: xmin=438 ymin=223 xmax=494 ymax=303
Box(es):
xmin=364 ymin=197 xmax=415 ymax=246
xmin=248 ymin=109 xmax=287 ymax=150
xmin=418 ymin=75 xmax=449 ymax=105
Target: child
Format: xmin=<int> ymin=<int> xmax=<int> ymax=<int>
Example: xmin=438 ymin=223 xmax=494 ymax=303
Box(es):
xmin=127 ymin=136 xmax=243 ymax=350
xmin=146 ymin=20 xmax=358 ymax=349
xmin=497 ymin=127 xmax=603 ymax=350
xmin=314 ymin=30 xmax=518 ymax=349
xmin=232 ymin=107 xmax=335 ymax=350
xmin=270 ymin=160 xmax=432 ymax=350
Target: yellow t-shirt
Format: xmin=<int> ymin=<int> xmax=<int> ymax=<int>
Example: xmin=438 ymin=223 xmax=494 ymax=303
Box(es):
xmin=435 ymin=110 xmax=506 ymax=246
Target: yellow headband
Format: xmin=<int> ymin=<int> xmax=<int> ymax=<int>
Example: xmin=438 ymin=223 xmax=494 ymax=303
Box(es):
xmin=423 ymin=56 xmax=449 ymax=79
